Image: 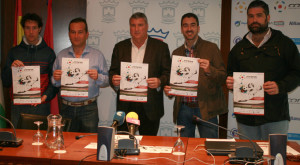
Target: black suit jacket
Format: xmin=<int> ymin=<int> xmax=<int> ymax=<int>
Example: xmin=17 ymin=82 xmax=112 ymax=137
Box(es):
xmin=109 ymin=37 xmax=171 ymax=120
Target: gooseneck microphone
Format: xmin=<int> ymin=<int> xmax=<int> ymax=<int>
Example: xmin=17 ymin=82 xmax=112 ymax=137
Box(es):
xmin=0 ymin=114 xmax=23 ymax=147
xmin=126 ymin=112 xmax=140 ymax=136
xmin=192 ymin=115 xmax=261 ymax=162
xmin=75 ymin=133 xmax=97 ymax=140
xmin=111 ymin=111 xmax=125 ymax=128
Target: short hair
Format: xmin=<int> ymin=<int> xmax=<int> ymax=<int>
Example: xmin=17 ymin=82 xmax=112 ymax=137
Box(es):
xmin=21 ymin=13 xmax=43 ymax=28
xmin=68 ymin=17 xmax=88 ymax=32
xmin=129 ymin=12 xmax=148 ymax=24
xmin=181 ymin=13 xmax=199 ymax=26
xmin=247 ymin=0 xmax=269 ymax=16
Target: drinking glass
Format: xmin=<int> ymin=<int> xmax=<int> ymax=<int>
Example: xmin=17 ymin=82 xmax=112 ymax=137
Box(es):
xmin=32 ymin=121 xmax=44 ymax=146
xmin=172 ymin=125 xmax=185 ymax=155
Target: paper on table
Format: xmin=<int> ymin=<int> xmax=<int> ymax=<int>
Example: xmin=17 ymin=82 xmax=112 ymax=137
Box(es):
xmin=206 ymin=138 xmax=236 ymax=142
xmin=140 ymin=145 xmax=173 ymax=153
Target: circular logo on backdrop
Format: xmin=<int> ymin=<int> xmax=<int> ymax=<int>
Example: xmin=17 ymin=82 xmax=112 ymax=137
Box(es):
xmin=234 ymin=1 xmax=248 ymax=13
xmin=274 ymin=1 xmax=287 ymax=13
xmin=233 ymin=36 xmax=242 ymax=45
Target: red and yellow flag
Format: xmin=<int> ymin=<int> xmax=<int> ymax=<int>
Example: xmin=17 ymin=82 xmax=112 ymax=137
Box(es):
xmin=13 ymin=0 xmax=23 ymax=46
xmin=43 ymin=0 xmax=59 ymax=115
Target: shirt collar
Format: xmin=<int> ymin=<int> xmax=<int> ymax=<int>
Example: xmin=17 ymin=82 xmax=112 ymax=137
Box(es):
xmin=68 ymin=45 xmax=89 ymax=58
xmin=131 ymin=37 xmax=148 ymax=49
xmin=246 ymin=28 xmax=272 ymax=48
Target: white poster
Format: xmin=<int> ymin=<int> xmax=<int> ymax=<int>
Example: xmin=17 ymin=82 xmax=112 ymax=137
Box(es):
xmin=169 ymin=55 xmax=199 ymax=97
xmin=61 ymin=58 xmax=89 ymax=97
xmin=233 ymin=72 xmax=264 ymax=115
xmin=87 ymin=0 xmax=222 ymax=136
xmin=12 ymin=66 xmax=41 ymax=104
xmin=120 ymin=62 xmax=148 ymax=102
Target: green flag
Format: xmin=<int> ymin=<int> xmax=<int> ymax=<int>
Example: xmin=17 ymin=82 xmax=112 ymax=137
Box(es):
xmin=0 ymin=104 xmax=6 ymax=128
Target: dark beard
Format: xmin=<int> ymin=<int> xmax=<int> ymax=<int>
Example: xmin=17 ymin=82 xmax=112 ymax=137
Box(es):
xmin=248 ymin=22 xmax=268 ymax=34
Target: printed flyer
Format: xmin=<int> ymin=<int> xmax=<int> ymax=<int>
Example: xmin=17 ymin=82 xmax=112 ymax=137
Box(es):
xmin=61 ymin=58 xmax=89 ymax=97
xmin=233 ymin=72 xmax=264 ymax=115
xmin=120 ymin=62 xmax=148 ymax=102
xmin=12 ymin=66 xmax=41 ymax=104
xmin=169 ymin=55 xmax=199 ymax=97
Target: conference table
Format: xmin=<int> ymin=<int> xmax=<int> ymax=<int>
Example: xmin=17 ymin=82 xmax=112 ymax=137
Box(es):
xmin=1 ymin=129 xmax=300 ymax=165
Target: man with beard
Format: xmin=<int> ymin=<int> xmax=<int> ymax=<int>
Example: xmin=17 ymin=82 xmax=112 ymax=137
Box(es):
xmin=164 ymin=13 xmax=227 ymax=138
xmin=226 ymin=0 xmax=300 ymax=140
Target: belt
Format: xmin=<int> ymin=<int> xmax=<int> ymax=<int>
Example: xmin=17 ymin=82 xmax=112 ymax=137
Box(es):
xmin=62 ymin=97 xmax=96 ymax=107
xmin=182 ymin=101 xmax=199 ymax=108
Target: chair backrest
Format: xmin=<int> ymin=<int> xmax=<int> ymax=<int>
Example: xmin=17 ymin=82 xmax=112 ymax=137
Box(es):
xmin=17 ymin=113 xmax=72 ymax=132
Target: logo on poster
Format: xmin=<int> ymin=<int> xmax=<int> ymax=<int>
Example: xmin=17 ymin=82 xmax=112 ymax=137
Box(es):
xmin=270 ymin=21 xmax=284 ymax=27
xmin=289 ymin=21 xmax=300 ymax=26
xmin=129 ymin=0 xmax=149 ymax=14
xmin=159 ymin=1 xmax=178 ymax=24
xmin=234 ymin=1 xmax=248 ymax=13
xmin=173 ymin=32 xmax=184 ymax=47
xmin=291 ymin=38 xmax=300 ymax=45
xmin=148 ymin=28 xmax=169 ymax=41
xmin=288 ymin=3 xmax=300 ymax=9
xmin=230 ymin=128 xmax=239 ymax=138
xmin=100 ymin=0 xmax=119 ymax=23
xmin=289 ymin=97 xmax=300 ymax=104
xmin=233 ymin=36 xmax=242 ymax=45
xmin=189 ymin=1 xmax=208 ymax=25
xmin=274 ymin=1 xmax=287 ymax=13
xmin=87 ymin=30 xmax=103 ymax=49
xmin=234 ymin=20 xmax=247 ymax=27
xmin=204 ymin=32 xmax=220 ymax=48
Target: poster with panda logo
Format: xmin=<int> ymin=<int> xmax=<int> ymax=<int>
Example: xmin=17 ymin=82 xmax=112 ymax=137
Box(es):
xmin=12 ymin=66 xmax=41 ymax=104
xmin=61 ymin=58 xmax=89 ymax=97
xmin=120 ymin=62 xmax=148 ymax=102
xmin=233 ymin=72 xmax=264 ymax=115
xmin=169 ymin=55 xmax=199 ymax=97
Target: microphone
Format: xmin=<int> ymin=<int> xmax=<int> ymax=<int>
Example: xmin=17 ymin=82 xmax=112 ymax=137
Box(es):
xmin=111 ymin=111 xmax=125 ymax=128
xmin=126 ymin=112 xmax=140 ymax=136
xmin=75 ymin=133 xmax=97 ymax=140
xmin=0 ymin=114 xmax=23 ymax=147
xmin=192 ymin=115 xmax=262 ymax=162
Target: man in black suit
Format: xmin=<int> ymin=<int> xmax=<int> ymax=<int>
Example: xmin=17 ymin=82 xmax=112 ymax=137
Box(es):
xmin=109 ymin=12 xmax=171 ymax=136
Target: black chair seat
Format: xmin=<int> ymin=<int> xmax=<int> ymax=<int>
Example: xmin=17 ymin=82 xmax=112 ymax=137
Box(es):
xmin=17 ymin=113 xmax=71 ymax=132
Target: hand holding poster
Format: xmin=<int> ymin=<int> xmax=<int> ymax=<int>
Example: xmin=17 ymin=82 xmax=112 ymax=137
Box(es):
xmin=120 ymin=62 xmax=148 ymax=102
xmin=61 ymin=58 xmax=89 ymax=97
xmin=12 ymin=66 xmax=41 ymax=104
xmin=169 ymin=55 xmax=199 ymax=97
xmin=233 ymin=72 xmax=264 ymax=115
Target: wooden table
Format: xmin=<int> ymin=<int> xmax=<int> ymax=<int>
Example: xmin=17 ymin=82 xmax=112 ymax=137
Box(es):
xmin=1 ymin=129 xmax=300 ymax=165
xmin=184 ymin=138 xmax=300 ymax=165
xmin=0 ymin=129 xmax=188 ymax=164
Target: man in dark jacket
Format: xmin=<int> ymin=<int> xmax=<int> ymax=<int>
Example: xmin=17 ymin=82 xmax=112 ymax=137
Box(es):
xmin=226 ymin=0 xmax=300 ymax=140
xmin=2 ymin=13 xmax=57 ymax=127
xmin=109 ymin=12 xmax=171 ymax=136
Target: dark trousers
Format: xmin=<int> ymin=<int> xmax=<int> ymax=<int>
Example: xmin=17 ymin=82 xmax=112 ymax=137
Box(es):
xmin=117 ymin=102 xmax=160 ymax=136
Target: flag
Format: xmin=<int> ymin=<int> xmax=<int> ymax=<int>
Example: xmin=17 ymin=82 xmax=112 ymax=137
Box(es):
xmin=13 ymin=0 xmax=24 ymax=46
xmin=43 ymin=0 xmax=59 ymax=115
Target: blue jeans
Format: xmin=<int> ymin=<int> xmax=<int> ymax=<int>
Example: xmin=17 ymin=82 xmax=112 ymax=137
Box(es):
xmin=177 ymin=104 xmax=218 ymax=138
xmin=11 ymin=103 xmax=50 ymax=128
xmin=237 ymin=120 xmax=289 ymax=140
xmin=60 ymin=101 xmax=99 ymax=133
